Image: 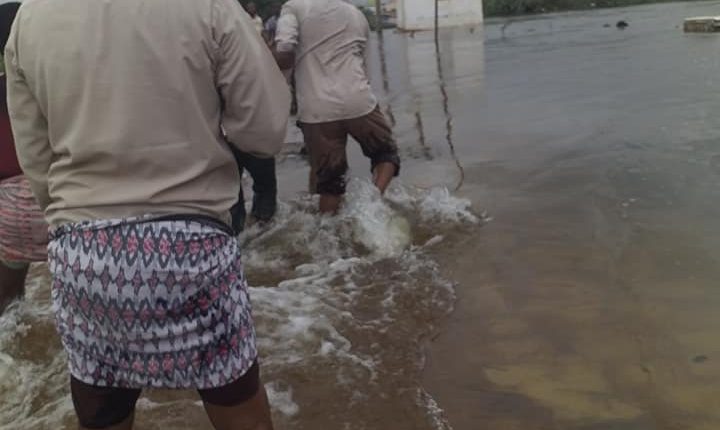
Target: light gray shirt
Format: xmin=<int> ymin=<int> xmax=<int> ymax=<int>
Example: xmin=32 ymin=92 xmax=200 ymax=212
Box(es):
xmin=6 ymin=0 xmax=290 ymax=227
xmin=276 ymin=0 xmax=377 ymax=123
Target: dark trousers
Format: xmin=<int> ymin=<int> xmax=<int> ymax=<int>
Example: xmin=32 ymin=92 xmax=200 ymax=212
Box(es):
xmin=229 ymin=147 xmax=277 ymax=233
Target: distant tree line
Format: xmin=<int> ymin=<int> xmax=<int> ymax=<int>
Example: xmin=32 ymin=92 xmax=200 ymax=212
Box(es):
xmin=484 ymin=0 xmax=714 ymax=16
xmin=242 ymin=0 xmax=713 ymax=22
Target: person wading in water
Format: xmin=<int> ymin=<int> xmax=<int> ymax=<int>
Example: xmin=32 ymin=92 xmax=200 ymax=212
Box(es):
xmin=6 ymin=0 xmax=290 ymax=428
xmin=274 ymin=0 xmax=401 ymax=214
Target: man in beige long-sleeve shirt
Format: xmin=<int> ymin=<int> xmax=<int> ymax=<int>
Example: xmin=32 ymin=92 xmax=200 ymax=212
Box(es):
xmin=274 ymin=0 xmax=400 ymax=214
xmin=6 ymin=0 xmax=289 ymax=429
xmin=7 ymin=0 xmax=289 ymax=229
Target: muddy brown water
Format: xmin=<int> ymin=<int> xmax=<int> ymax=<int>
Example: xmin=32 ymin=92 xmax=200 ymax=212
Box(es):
xmin=413 ymin=2 xmax=720 ymax=430
xmin=4 ymin=1 xmax=720 ymax=429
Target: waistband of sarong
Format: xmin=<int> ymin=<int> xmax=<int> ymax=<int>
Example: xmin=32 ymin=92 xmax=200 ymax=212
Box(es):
xmin=152 ymin=214 xmax=234 ymax=236
xmin=50 ymin=213 xmax=235 ymax=240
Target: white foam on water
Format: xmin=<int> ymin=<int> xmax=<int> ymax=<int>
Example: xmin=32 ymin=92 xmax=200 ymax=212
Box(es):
xmin=386 ymin=184 xmax=482 ymax=225
xmin=0 ymin=179 xmax=479 ymax=429
xmin=265 ymin=381 xmax=300 ymax=417
xmin=240 ymin=179 xmax=476 ymax=428
xmin=342 ymin=181 xmax=412 ymax=257
xmin=423 ymin=235 xmax=445 ymax=248
xmin=136 ymin=398 xmax=167 ymax=411
xmin=0 ymin=273 xmax=74 ymax=430
xmin=416 ymin=389 xmax=453 ymax=430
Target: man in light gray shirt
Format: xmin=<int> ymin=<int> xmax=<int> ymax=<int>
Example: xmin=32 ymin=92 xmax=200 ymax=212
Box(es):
xmin=6 ymin=0 xmax=288 ymax=428
xmin=274 ymin=0 xmax=400 ymax=213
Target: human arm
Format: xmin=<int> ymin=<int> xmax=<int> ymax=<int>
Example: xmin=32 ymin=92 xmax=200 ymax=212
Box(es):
xmin=4 ymin=17 xmax=52 ymax=209
xmin=213 ymin=0 xmax=290 ymax=158
xmin=273 ymin=4 xmax=299 ymax=71
xmin=274 ymin=49 xmax=296 ymax=71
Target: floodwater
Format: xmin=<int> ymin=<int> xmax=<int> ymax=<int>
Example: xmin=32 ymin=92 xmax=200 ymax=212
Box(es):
xmin=415 ymin=2 xmax=720 ymax=430
xmin=3 ymin=1 xmax=720 ymax=429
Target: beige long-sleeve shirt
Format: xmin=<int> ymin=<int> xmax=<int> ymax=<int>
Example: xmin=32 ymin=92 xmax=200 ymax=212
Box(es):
xmin=275 ymin=0 xmax=377 ymax=124
xmin=5 ymin=0 xmax=290 ymax=228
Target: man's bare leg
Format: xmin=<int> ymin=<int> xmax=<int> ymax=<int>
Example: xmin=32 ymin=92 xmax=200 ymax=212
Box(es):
xmin=79 ymin=413 xmax=134 ymax=430
xmin=0 ymin=262 xmax=27 ymax=314
xmin=319 ymin=194 xmax=342 ymax=214
xmin=308 ymin=164 xmax=318 ymax=195
xmin=203 ymin=386 xmax=274 ymax=430
xmin=373 ymin=162 xmax=396 ymax=195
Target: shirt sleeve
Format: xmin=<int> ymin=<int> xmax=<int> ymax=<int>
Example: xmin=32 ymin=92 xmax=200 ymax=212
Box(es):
xmin=275 ymin=3 xmax=300 ymax=53
xmin=4 ymin=14 xmax=53 ymax=210
xmin=213 ymin=0 xmax=290 ymax=158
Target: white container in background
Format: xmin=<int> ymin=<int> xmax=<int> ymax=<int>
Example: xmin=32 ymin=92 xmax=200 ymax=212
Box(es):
xmin=397 ymin=0 xmax=483 ymax=30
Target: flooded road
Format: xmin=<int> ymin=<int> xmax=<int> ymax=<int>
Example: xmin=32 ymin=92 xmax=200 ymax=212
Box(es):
xmin=410 ymin=2 xmax=720 ymax=429
xmin=4 ymin=1 xmax=720 ymax=429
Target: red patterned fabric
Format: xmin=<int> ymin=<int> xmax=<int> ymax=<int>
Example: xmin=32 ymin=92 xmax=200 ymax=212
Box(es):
xmin=48 ymin=217 xmax=257 ymax=389
xmin=0 ymin=75 xmax=22 ymax=180
xmin=0 ymin=175 xmax=47 ymax=263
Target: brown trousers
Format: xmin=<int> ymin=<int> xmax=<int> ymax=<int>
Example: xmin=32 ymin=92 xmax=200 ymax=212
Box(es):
xmin=300 ymin=106 xmax=400 ymax=195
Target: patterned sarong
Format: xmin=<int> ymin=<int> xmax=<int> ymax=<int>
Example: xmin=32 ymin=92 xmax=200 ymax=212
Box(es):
xmin=0 ymin=175 xmax=47 ymax=265
xmin=48 ymin=216 xmax=257 ymax=389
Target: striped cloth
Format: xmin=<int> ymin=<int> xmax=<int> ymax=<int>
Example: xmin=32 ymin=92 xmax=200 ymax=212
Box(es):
xmin=0 ymin=175 xmax=48 ymax=264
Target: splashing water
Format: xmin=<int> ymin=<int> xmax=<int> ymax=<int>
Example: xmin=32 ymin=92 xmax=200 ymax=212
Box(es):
xmin=0 ymin=179 xmax=480 ymax=430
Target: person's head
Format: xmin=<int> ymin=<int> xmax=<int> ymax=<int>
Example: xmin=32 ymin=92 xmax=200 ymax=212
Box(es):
xmin=269 ymin=3 xmax=281 ymax=17
xmin=245 ymin=2 xmax=257 ymax=17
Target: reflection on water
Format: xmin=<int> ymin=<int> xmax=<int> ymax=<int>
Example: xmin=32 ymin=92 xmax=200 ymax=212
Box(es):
xmin=367 ymin=26 xmax=484 ymax=190
xmin=414 ymin=110 xmax=432 ymax=160
xmin=419 ymin=1 xmax=720 ymax=430
xmin=434 ymin=31 xmax=464 ymax=190
xmin=375 ymin=31 xmax=396 ymax=128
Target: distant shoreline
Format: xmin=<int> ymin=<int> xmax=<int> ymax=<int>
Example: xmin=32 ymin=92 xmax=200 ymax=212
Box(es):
xmin=484 ymin=0 xmax=717 ymax=17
